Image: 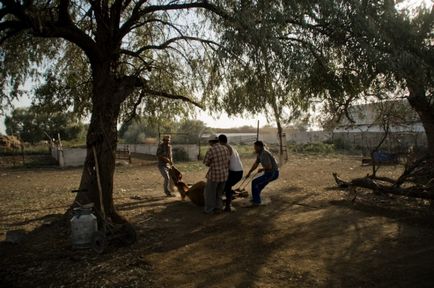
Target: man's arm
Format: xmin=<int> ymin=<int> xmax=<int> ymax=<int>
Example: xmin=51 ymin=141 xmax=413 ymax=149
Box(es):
xmin=157 ymin=145 xmax=172 ymax=164
xmin=203 ymin=149 xmax=212 ymax=167
xmin=158 ymin=155 xmax=172 ymax=164
xmin=245 ymin=161 xmax=259 ymax=178
xmin=224 ymin=143 xmax=233 ymax=156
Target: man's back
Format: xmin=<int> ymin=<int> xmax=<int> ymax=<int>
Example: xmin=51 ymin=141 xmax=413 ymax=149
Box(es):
xmin=204 ymin=143 xmax=230 ymax=182
xmin=258 ymin=149 xmax=279 ymax=172
xmin=228 ymin=145 xmax=243 ymax=172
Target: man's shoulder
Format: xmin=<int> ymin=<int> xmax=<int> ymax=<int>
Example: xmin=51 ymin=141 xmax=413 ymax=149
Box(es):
xmin=259 ymin=149 xmax=273 ymax=160
xmin=214 ymin=144 xmax=229 ymax=153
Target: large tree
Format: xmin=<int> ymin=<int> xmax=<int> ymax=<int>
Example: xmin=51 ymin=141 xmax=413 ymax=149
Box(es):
xmin=0 ymin=0 xmax=231 ymax=225
xmin=212 ymin=1 xmax=433 ymax=154
xmin=208 ymin=0 xmax=433 ymax=197
xmin=309 ymin=0 xmax=434 ymax=153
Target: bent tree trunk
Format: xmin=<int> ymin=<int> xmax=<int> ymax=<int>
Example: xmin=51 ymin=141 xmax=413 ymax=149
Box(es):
xmin=407 ymin=85 xmax=434 ymax=156
xmin=74 ymin=64 xmax=135 ymax=224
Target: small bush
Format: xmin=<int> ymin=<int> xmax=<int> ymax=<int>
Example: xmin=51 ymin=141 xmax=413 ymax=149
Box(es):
xmin=331 ymin=138 xmax=347 ymax=150
xmin=288 ymin=142 xmax=335 ymax=154
xmin=173 ymin=147 xmax=190 ymax=162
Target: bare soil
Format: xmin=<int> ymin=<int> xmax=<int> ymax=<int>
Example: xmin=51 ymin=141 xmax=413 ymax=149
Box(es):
xmin=1 ymin=154 xmax=434 ymax=288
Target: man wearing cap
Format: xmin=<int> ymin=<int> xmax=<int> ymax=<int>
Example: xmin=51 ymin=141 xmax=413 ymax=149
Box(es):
xmin=203 ymin=134 xmax=230 ymax=214
xmin=156 ymin=135 xmax=175 ymax=197
xmin=245 ymin=141 xmax=279 ymax=205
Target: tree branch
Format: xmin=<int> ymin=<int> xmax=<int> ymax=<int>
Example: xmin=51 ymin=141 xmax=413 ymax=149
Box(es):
xmin=143 ymin=88 xmax=203 ymax=109
xmin=0 ymin=0 xmax=101 ymax=64
xmin=134 ymin=77 xmax=203 ymax=108
xmin=119 ymin=1 xmax=230 ymax=39
xmin=133 ymin=35 xmax=221 ymax=54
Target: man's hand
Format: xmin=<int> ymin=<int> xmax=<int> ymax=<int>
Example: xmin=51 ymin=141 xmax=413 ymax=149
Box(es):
xmin=245 ymin=172 xmax=251 ymax=179
xmin=258 ymin=168 xmax=264 ymax=173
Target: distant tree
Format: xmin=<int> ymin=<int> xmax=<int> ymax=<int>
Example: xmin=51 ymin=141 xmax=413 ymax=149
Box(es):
xmin=119 ymin=121 xmax=148 ymax=144
xmin=5 ymin=107 xmax=85 ymax=143
xmin=173 ymin=119 xmax=211 ymax=144
xmin=119 ymin=117 xmax=173 ymax=144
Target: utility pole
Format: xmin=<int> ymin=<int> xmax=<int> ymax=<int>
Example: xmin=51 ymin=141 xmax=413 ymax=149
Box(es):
xmin=256 ymin=120 xmax=260 ymax=141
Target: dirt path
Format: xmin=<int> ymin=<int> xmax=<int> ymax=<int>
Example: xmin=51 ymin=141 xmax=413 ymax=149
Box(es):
xmin=1 ymin=154 xmax=434 ymax=287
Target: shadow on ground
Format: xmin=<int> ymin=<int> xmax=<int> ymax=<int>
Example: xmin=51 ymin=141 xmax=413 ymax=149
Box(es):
xmin=1 ymin=184 xmax=434 ymax=288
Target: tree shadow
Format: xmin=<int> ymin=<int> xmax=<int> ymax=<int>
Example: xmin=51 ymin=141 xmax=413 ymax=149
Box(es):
xmin=317 ymin=198 xmax=434 ymax=287
xmin=124 ymin=185 xmax=323 ymax=287
xmin=4 ymin=213 xmax=64 ymax=227
xmin=2 ymin=183 xmax=434 ymax=287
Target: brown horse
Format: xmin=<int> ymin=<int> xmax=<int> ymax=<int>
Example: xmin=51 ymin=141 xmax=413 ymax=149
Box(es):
xmin=168 ymin=166 xmax=247 ymax=207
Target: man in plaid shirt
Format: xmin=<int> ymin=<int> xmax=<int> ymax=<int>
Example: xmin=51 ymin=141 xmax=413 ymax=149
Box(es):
xmin=203 ymin=135 xmax=230 ymax=214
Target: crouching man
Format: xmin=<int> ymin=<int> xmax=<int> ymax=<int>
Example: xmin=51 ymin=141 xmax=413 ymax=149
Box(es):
xmin=203 ymin=135 xmax=230 ymax=214
xmin=245 ymin=141 xmax=279 ymax=205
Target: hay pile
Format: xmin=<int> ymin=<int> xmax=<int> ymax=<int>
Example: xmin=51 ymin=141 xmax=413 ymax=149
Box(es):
xmin=0 ymin=135 xmax=22 ymax=150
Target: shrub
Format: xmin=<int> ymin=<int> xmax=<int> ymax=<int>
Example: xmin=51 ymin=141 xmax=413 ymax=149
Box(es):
xmin=173 ymin=147 xmax=190 ymax=162
xmin=331 ymin=137 xmax=347 ymax=150
xmin=288 ymin=142 xmax=335 ymax=154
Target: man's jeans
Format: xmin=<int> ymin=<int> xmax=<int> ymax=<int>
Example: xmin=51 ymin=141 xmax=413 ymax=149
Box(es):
xmin=158 ymin=165 xmax=171 ymax=195
xmin=251 ymin=170 xmax=279 ymax=204
xmin=204 ymin=180 xmax=226 ymax=213
xmin=224 ymin=170 xmax=243 ymax=207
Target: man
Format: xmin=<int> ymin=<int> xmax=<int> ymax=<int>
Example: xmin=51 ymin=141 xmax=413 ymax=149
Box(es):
xmin=245 ymin=141 xmax=279 ymax=205
xmin=156 ymin=135 xmax=175 ymax=197
xmin=203 ymin=134 xmax=230 ymax=214
xmin=219 ymin=134 xmax=243 ymax=212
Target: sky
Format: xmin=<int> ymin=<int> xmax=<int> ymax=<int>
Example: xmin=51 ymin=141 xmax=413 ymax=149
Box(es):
xmin=0 ymin=0 xmax=431 ymax=134
xmin=0 ymin=93 xmax=269 ymax=133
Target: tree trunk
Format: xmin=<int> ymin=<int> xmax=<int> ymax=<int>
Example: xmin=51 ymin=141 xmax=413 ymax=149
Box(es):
xmin=407 ymin=85 xmax=434 ymax=156
xmin=275 ymin=117 xmax=288 ymax=165
xmin=74 ymin=63 xmax=134 ymax=224
xmin=276 ymin=119 xmax=284 ymax=157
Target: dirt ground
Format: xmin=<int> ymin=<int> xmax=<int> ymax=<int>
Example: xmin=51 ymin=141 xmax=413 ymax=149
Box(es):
xmin=1 ymin=154 xmax=434 ymax=288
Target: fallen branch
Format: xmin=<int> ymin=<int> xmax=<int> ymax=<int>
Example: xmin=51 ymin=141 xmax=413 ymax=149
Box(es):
xmin=332 ymin=173 xmax=434 ymax=200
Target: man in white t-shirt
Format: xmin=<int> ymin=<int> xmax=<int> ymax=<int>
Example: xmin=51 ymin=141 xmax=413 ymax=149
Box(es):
xmin=219 ymin=134 xmax=243 ymax=212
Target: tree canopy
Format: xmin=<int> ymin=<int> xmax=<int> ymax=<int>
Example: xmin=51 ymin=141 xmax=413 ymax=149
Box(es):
xmin=5 ymin=106 xmax=85 ymax=143
xmin=0 ymin=1 xmax=230 ymax=120
xmin=205 ymin=0 xmax=433 ymax=150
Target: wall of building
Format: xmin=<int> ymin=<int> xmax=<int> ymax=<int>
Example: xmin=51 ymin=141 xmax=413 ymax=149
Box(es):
xmin=51 ymin=143 xmax=199 ymax=167
xmin=51 ymin=146 xmax=87 ymax=167
xmin=118 ymin=143 xmax=199 ymax=161
xmin=332 ymin=131 xmax=428 ymax=155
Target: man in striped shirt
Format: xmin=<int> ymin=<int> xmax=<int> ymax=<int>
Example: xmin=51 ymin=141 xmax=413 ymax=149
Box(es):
xmin=203 ymin=135 xmax=230 ymax=214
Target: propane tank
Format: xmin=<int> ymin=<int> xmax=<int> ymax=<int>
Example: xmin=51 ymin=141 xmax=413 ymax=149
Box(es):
xmin=70 ymin=205 xmax=98 ymax=249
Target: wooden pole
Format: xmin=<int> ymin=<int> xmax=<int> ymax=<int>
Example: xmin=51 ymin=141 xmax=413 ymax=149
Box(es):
xmin=92 ymin=146 xmax=105 ymax=220
xmin=256 ymin=120 xmax=259 ymax=141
